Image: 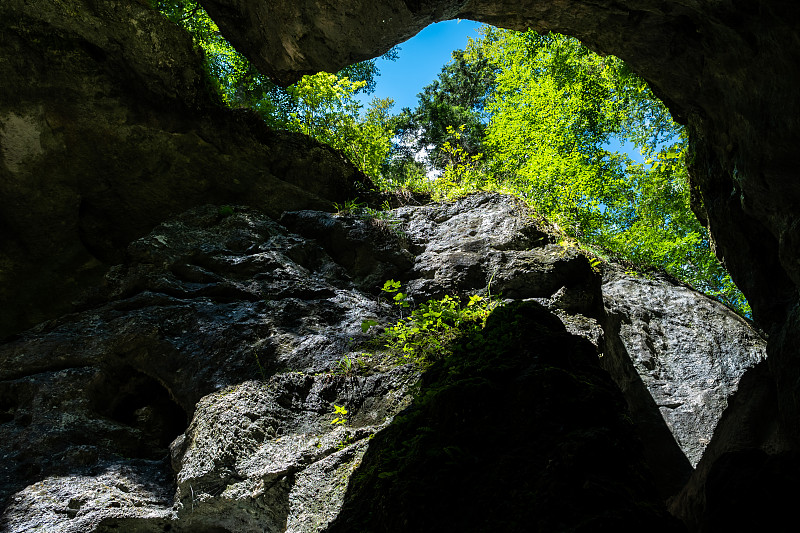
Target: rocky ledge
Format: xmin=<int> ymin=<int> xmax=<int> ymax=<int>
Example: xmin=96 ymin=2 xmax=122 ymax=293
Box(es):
xmin=0 ymin=193 xmax=767 ymax=531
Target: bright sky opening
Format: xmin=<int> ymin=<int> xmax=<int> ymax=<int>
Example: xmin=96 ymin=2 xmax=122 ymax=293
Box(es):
xmin=355 ymin=19 xmax=485 ymax=112
xmin=357 ymin=19 xmax=652 ymax=163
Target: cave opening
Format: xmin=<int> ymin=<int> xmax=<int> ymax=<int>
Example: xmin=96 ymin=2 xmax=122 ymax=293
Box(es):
xmin=2 ymin=0 xmax=799 ymax=531
xmin=157 ymin=0 xmax=748 ymax=320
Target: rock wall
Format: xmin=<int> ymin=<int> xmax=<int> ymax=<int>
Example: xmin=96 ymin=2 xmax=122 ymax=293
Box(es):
xmin=0 ymin=0 xmax=370 ymax=338
xmin=0 ymin=194 xmax=768 ymax=531
xmin=600 ymin=268 xmax=768 ymax=497
xmin=198 ymin=0 xmax=800 ymax=452
xmin=2 ymin=0 xmax=798 ymax=529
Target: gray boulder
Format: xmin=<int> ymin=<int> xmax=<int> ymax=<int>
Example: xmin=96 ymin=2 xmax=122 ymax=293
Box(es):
xmin=600 ymin=268 xmax=766 ymax=495
xmin=396 ymin=194 xmax=598 ymax=309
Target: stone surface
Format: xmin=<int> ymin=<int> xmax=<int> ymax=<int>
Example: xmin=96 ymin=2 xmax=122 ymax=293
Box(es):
xmin=327 ymin=302 xmax=684 ymax=532
xmin=0 ymin=193 xmax=774 ymax=531
xmin=0 ymin=0 xmax=370 ymax=338
xmin=279 ymin=210 xmax=414 ymax=292
xmin=395 ymin=194 xmax=598 ymax=307
xmin=667 ymin=360 xmax=793 ymax=531
xmin=600 ymin=268 xmax=767 ymax=498
xmin=0 ymin=205 xmax=401 ymax=526
xmin=168 ymin=371 xmax=416 ymax=532
xmin=602 ymin=269 xmax=766 ymax=467
xmin=197 ymin=0 xmax=800 ymax=476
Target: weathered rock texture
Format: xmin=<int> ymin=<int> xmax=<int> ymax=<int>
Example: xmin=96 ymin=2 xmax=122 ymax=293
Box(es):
xmin=601 ymin=268 xmax=767 ymax=497
xmin=327 ymin=302 xmax=683 ymax=533
xmin=199 ymin=0 xmax=800 ymax=456
xmin=667 ymin=360 xmax=793 ymax=531
xmin=0 ymin=0 xmax=370 ymax=338
xmin=0 ymin=205 xmax=408 ymax=531
xmin=3 ymin=0 xmax=799 ymax=528
xmin=0 ymin=194 xmax=769 ymax=531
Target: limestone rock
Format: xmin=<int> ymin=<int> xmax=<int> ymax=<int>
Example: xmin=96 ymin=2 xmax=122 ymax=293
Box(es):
xmin=667 ymin=360 xmax=792 ymax=531
xmin=0 ymin=0 xmax=370 ymax=338
xmin=168 ymin=371 xmax=416 ymax=532
xmin=326 ymin=302 xmax=684 ymax=532
xmin=279 ymin=210 xmax=414 ymax=292
xmin=198 ymin=0 xmax=463 ymax=85
xmin=0 ymin=205 xmax=400 ymax=527
xmin=0 ymin=194 xmax=775 ymax=531
xmin=600 ymin=268 xmax=766 ymax=496
xmin=395 ymin=194 xmax=597 ymax=307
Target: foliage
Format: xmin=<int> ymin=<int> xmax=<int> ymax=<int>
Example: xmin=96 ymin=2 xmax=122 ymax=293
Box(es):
xmin=424 ymin=125 xmax=510 ymax=201
xmin=154 ymin=0 xmax=397 ymax=177
xmin=333 ymin=351 xmax=370 ymax=376
xmin=364 ymin=280 xmax=501 ymax=366
xmin=287 ymin=73 xmax=395 ymax=177
xmin=468 ymin=28 xmax=748 ymax=315
xmin=333 ymin=200 xmax=405 ymax=240
xmin=331 ymin=404 xmax=348 ymax=425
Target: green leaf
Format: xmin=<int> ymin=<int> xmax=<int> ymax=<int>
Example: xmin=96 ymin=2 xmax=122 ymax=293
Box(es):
xmin=361 ymin=319 xmax=379 ymax=333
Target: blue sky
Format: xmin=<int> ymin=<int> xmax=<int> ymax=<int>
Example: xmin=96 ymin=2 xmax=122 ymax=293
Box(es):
xmin=355 ymin=20 xmax=646 ymax=162
xmin=355 ymin=19 xmax=485 ymax=111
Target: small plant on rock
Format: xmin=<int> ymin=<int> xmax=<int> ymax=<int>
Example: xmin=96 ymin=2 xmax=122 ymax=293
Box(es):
xmin=365 ymin=280 xmax=502 ymax=366
xmin=331 ymin=404 xmax=349 ymax=425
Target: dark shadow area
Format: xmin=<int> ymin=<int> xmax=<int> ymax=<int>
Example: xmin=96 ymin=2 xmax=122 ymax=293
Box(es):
xmin=699 ymin=449 xmax=800 ymax=533
xmin=325 ymin=302 xmax=685 ymax=532
xmin=95 ymin=519 xmax=234 ymax=533
xmin=599 ymin=316 xmax=694 ymax=498
xmin=91 ymin=367 xmax=188 ymax=458
xmin=668 ymin=360 xmax=799 ymax=531
xmin=0 ymin=366 xmax=187 ymax=513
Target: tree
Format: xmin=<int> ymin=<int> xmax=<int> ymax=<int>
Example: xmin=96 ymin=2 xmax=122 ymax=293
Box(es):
xmin=473 ymin=28 xmax=749 ymax=315
xmin=287 ymin=73 xmax=394 ymax=178
xmin=392 ymin=48 xmax=495 ymax=172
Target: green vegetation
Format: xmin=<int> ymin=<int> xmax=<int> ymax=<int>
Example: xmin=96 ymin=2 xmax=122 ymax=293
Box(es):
xmin=154 ymin=0 xmax=397 ymax=177
xmin=363 ymin=280 xmax=501 ymax=367
xmin=154 ymin=2 xmax=750 ymax=316
xmin=331 ymin=404 xmax=349 ymax=425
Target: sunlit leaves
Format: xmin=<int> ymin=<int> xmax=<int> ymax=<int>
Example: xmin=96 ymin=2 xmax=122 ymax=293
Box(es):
xmin=155 ymin=0 xmax=396 ymax=177
xmin=474 ymin=29 xmax=749 ymax=316
xmin=286 ymin=72 xmax=395 ymax=177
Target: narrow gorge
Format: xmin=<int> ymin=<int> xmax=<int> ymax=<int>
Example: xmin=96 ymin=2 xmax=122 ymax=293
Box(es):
xmin=1 ymin=1 xmax=798 ymax=531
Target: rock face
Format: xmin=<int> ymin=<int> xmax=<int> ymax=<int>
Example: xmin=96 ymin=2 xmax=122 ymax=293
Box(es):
xmin=0 ymin=205 xmax=410 ymax=531
xmin=667 ymin=360 xmax=792 ymax=532
xmin=0 ymin=193 xmax=769 ymax=531
xmin=198 ymin=0 xmax=800 ymax=465
xmin=600 ymin=268 xmax=767 ymax=497
xmin=3 ymin=0 xmax=798 ymax=528
xmin=327 ymin=302 xmax=682 ymax=533
xmin=0 ymin=0 xmax=369 ymax=338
